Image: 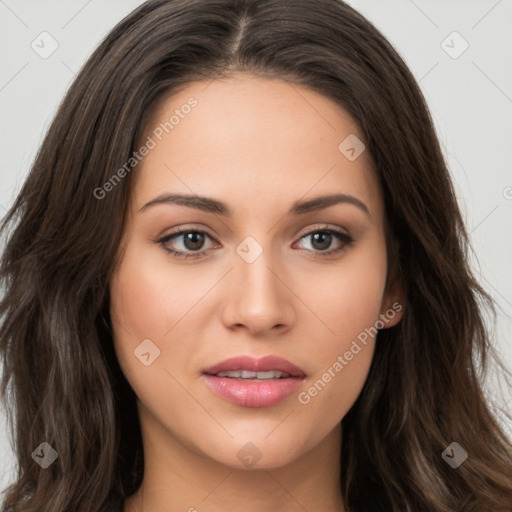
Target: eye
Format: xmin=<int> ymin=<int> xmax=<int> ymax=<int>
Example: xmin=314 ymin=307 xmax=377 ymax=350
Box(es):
xmin=158 ymin=228 xmax=218 ymax=259
xmin=293 ymin=226 xmax=354 ymax=257
xmin=157 ymin=225 xmax=354 ymax=260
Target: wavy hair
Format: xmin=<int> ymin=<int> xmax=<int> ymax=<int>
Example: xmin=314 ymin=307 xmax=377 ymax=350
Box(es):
xmin=1 ymin=0 xmax=512 ymax=510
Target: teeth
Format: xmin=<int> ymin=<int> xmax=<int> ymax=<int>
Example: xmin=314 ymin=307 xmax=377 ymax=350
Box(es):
xmin=216 ymin=370 xmax=290 ymax=379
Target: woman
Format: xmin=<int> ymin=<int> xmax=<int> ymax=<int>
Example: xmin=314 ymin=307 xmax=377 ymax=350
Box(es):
xmin=1 ymin=1 xmax=511 ymax=511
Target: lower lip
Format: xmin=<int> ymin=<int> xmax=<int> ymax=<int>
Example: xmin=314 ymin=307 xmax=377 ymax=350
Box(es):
xmin=202 ymin=375 xmax=305 ymax=407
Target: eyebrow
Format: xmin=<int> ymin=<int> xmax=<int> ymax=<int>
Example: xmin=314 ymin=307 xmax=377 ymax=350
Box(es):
xmin=139 ymin=192 xmax=371 ymax=218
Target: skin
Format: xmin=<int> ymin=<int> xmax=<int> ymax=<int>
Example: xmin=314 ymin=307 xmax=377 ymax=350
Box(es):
xmin=111 ymin=72 xmax=404 ymax=512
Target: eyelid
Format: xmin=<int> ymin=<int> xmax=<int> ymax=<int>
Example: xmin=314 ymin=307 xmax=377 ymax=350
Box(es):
xmin=160 ymin=223 xmax=350 ymax=241
xmin=295 ymin=223 xmax=350 ymax=239
xmin=159 ymin=225 xmax=218 ymax=242
xmin=160 ymin=225 xmax=220 ymax=247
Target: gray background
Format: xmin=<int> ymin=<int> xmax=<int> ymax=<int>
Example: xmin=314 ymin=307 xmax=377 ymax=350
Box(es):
xmin=1 ymin=0 xmax=511 ymax=497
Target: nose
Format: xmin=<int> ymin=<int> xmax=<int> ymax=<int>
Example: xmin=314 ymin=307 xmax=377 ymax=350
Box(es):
xmin=221 ymin=247 xmax=295 ymax=336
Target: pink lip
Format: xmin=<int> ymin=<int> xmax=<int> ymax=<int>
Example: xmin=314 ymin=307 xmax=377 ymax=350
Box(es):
xmin=202 ymin=355 xmax=306 ymax=408
xmin=202 ymin=355 xmax=306 ymax=378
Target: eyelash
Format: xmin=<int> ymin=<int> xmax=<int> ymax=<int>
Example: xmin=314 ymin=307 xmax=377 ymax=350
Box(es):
xmin=157 ymin=225 xmax=354 ymax=260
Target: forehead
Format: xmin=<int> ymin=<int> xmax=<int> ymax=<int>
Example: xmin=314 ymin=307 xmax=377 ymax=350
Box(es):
xmin=130 ymin=73 xmax=382 ymax=221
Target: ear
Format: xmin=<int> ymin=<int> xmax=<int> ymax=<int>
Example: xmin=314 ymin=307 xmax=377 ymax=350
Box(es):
xmin=379 ymin=262 xmax=406 ymax=328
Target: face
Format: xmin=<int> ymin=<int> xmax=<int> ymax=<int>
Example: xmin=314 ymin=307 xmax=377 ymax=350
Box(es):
xmin=109 ymin=72 xmax=403 ymax=470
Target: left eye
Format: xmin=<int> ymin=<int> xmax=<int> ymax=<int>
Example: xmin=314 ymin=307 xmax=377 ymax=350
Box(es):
xmin=158 ymin=227 xmax=353 ymax=259
xmin=294 ymin=229 xmax=353 ymax=254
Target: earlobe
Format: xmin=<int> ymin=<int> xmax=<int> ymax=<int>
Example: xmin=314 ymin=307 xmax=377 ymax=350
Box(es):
xmin=380 ymin=267 xmax=406 ymax=328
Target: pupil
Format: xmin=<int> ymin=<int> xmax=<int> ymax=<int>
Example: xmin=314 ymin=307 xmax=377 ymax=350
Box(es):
xmin=184 ymin=232 xmax=204 ymax=250
xmin=312 ymin=232 xmax=331 ymax=250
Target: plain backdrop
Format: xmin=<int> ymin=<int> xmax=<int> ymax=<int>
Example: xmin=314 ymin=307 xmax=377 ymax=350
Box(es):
xmin=1 ymin=0 xmax=511 ymax=498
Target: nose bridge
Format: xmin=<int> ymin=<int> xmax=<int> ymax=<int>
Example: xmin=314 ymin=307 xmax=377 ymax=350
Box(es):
xmin=225 ymin=233 xmax=293 ymax=333
xmin=236 ymin=234 xmax=282 ymax=305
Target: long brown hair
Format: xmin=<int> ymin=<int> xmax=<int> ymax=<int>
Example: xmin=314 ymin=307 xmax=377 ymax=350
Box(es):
xmin=1 ymin=1 xmax=511 ymax=510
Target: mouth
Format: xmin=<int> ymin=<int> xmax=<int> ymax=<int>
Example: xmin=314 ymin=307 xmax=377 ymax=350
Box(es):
xmin=202 ymin=354 xmax=306 ymax=378
xmin=202 ymin=355 xmax=306 ymax=407
xmin=212 ymin=369 xmax=292 ymax=381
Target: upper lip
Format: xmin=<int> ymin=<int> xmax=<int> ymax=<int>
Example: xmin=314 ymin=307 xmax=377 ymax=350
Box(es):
xmin=203 ymin=355 xmax=306 ymax=378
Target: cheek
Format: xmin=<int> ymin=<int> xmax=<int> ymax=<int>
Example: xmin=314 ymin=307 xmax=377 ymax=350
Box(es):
xmin=306 ymin=242 xmax=387 ymax=348
xmin=294 ymin=244 xmax=387 ymax=410
xmin=108 ymin=243 xmax=215 ymax=406
xmin=110 ymin=245 xmax=189 ymax=339
xmin=109 ymin=248 xmax=175 ymax=384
